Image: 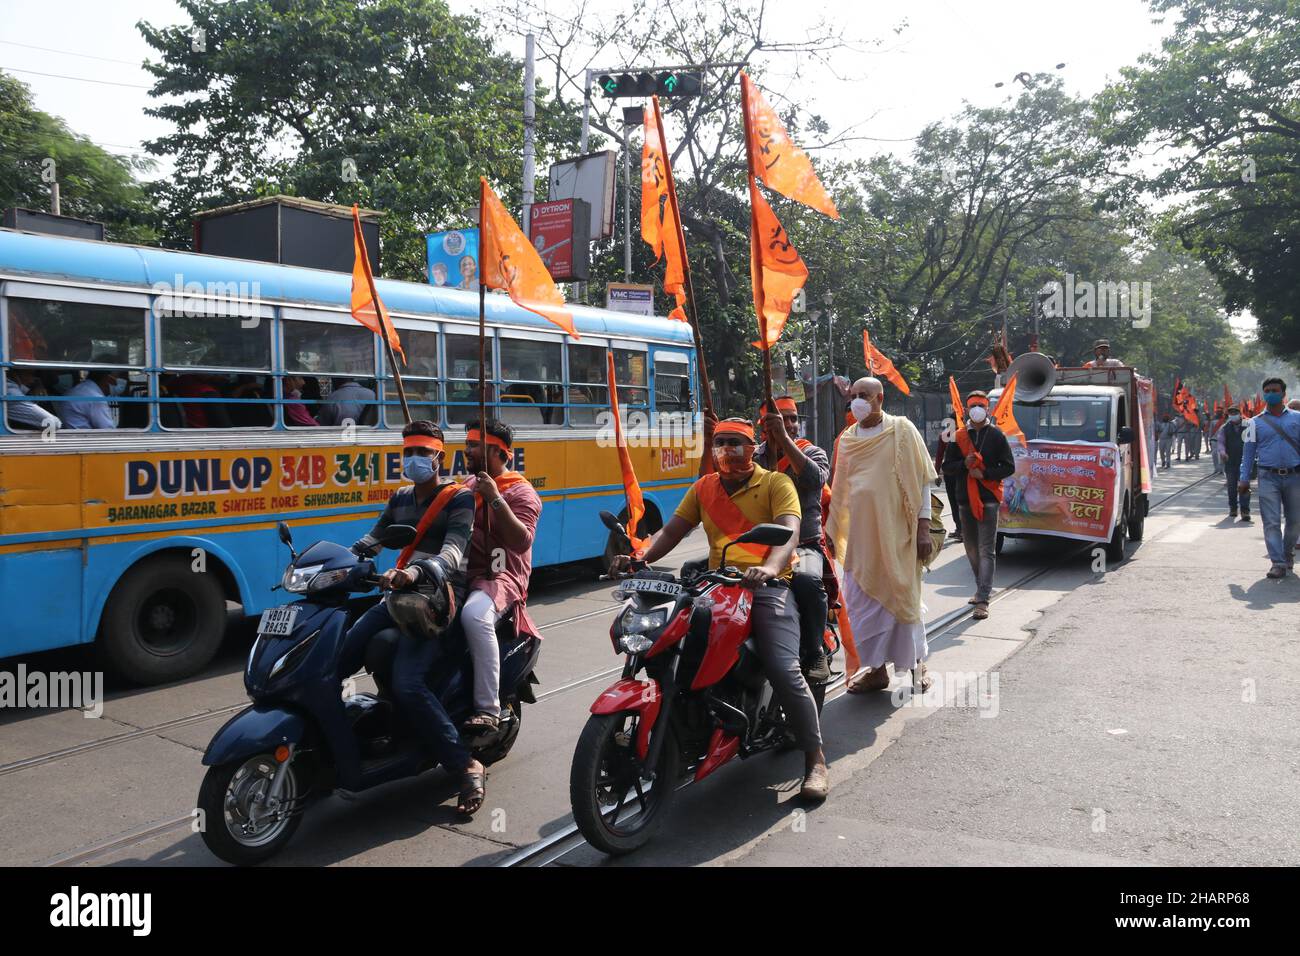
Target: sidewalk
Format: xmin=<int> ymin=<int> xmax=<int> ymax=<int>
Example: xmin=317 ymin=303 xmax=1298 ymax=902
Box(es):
xmin=731 ymin=463 xmax=1300 ymax=866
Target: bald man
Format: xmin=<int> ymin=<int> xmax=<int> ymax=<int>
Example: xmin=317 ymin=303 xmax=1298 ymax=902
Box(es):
xmin=827 ymin=377 xmax=937 ymax=694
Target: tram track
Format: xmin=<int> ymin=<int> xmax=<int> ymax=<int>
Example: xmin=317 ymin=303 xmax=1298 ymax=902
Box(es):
xmin=499 ymin=469 xmax=1219 ymax=867
xmin=28 ymin=473 xmax=1214 ymax=867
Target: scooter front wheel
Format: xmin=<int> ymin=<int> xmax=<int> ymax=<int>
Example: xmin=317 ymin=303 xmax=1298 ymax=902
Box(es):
xmin=570 ymin=711 xmax=680 ymax=856
xmin=198 ymin=754 xmax=304 ymax=865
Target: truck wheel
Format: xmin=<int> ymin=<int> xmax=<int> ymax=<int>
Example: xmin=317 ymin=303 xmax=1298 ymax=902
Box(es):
xmin=1127 ymin=501 xmax=1146 ymax=541
xmin=100 ymin=553 xmax=227 ymax=685
xmin=1105 ymin=503 xmax=1129 ymax=565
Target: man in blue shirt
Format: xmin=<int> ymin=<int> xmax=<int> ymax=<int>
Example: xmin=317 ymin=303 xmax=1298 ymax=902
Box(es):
xmin=1239 ymin=377 xmax=1300 ymax=578
xmin=62 ymin=369 xmax=122 ymax=429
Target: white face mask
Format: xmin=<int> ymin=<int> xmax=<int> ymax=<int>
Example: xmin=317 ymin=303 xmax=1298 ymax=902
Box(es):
xmin=1228 ymin=414 xmax=1241 ymax=423
xmin=850 ymin=397 xmax=873 ymax=422
xmin=968 ymin=405 xmax=988 ymax=424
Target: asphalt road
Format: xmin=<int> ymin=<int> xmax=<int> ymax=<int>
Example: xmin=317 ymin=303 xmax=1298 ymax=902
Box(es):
xmin=0 ymin=462 xmax=1249 ymax=867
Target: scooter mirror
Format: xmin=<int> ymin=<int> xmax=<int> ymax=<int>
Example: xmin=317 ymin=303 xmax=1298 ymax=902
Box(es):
xmin=376 ymin=524 xmax=418 ymax=549
xmin=277 ymin=521 xmax=293 ymax=547
xmin=599 ymin=510 xmax=625 ymax=535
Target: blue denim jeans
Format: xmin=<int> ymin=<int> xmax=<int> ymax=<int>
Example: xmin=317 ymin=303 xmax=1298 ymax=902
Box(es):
xmin=1256 ymin=470 xmax=1300 ymax=566
xmin=344 ymin=602 xmax=471 ymax=772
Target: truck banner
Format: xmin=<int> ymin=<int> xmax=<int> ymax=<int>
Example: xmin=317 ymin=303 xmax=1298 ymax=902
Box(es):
xmin=1000 ymin=440 xmax=1121 ymax=543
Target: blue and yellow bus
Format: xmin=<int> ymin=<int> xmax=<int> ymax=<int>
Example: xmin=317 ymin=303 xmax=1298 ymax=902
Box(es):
xmin=0 ymin=227 xmax=701 ymax=683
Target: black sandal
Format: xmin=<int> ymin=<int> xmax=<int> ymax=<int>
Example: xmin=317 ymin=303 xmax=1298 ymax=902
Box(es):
xmin=462 ymin=712 xmax=500 ymax=734
xmin=458 ymin=766 xmax=486 ymax=816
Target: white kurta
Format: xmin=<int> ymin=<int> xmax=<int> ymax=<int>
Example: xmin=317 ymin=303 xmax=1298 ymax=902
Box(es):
xmin=841 ymin=419 xmax=930 ymax=669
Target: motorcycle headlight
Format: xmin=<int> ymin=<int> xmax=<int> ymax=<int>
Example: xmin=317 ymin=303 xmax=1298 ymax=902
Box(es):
xmin=620 ymin=605 xmax=667 ymax=637
xmin=283 ymin=563 xmax=324 ymax=593
xmin=308 ymin=567 xmax=351 ymax=592
xmin=619 ymin=632 xmax=656 ymax=655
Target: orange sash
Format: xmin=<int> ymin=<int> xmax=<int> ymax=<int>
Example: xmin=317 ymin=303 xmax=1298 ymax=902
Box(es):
xmin=396 ymin=484 xmax=467 ymax=569
xmin=695 ymin=472 xmax=769 ymax=563
xmin=954 ymin=428 xmax=1003 ymax=521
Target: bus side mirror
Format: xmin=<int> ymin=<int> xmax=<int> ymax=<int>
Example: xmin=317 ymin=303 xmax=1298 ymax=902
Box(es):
xmin=1117 ymin=426 xmax=1134 ymax=444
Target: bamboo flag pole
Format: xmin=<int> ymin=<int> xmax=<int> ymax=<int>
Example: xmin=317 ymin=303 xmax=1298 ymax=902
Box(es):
xmin=356 ymin=210 xmax=410 ymax=424
xmin=653 ymin=97 xmax=716 ymax=421
xmin=478 ymin=181 xmax=492 ymax=541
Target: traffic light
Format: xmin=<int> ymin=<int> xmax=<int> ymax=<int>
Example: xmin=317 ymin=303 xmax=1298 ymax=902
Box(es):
xmin=596 ymin=72 xmax=656 ymax=98
xmin=656 ymin=71 xmax=702 ymax=97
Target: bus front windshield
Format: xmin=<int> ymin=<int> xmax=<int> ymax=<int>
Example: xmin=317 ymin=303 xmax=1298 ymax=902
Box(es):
xmin=1014 ymin=397 xmax=1112 ymax=442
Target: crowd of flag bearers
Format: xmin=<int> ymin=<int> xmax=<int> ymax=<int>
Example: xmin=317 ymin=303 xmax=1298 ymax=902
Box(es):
xmin=333 ymin=71 xmax=1300 ymax=815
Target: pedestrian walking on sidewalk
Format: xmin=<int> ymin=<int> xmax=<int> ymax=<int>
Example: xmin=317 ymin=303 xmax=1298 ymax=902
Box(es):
xmin=943 ymin=390 xmax=1017 ymax=620
xmin=1239 ymin=378 xmax=1300 ymax=578
xmin=934 ymin=422 xmax=963 ymax=543
xmin=1218 ymin=406 xmax=1252 ymax=522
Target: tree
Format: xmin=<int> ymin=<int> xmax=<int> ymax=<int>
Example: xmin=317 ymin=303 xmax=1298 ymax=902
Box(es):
xmin=0 ymin=72 xmax=157 ymax=243
xmin=1096 ymin=0 xmax=1300 ymax=362
xmin=139 ymin=0 xmax=581 ymax=278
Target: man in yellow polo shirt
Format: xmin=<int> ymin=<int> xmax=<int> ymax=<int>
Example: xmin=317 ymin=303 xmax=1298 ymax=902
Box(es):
xmin=611 ymin=417 xmax=829 ymax=800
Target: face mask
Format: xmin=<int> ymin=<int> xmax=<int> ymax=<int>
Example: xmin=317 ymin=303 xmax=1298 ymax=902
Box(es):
xmin=850 ymin=397 xmax=873 ymax=422
xmin=1264 ymin=392 xmax=1284 ymax=406
xmin=110 ymin=379 xmax=128 ymax=396
xmin=968 ymin=405 xmax=988 ymax=424
xmin=403 ymin=454 xmax=437 ymax=484
xmin=1228 ymin=414 xmax=1241 ymax=423
xmin=713 ymin=444 xmax=755 ymax=476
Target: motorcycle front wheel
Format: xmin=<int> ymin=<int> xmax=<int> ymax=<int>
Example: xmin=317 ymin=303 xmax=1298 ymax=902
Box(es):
xmin=570 ymin=711 xmax=681 ymax=856
xmin=197 ymin=754 xmax=304 ymax=865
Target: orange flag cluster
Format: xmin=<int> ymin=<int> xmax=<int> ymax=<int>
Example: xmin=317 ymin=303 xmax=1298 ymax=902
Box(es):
xmin=741 ymin=71 xmax=837 ymax=350
xmin=993 ymin=375 xmax=1027 ymax=447
xmin=862 ymin=329 xmax=910 ymax=395
xmin=641 ymin=99 xmax=689 ymax=323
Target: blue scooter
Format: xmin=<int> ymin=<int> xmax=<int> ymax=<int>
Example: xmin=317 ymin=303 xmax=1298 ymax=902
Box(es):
xmin=198 ymin=521 xmax=540 ymax=865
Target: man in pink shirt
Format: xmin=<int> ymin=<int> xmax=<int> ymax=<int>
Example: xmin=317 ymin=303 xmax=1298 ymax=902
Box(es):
xmin=460 ymin=419 xmax=542 ymax=733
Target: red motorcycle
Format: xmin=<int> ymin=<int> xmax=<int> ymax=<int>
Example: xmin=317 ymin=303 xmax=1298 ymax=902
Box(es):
xmin=569 ymin=511 xmax=814 ymax=855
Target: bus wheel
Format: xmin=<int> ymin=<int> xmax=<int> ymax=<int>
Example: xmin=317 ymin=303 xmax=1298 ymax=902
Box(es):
xmin=100 ymin=554 xmax=227 ymax=685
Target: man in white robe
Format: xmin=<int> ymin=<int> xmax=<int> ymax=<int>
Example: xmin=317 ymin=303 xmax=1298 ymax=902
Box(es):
xmin=827 ymin=377 xmax=936 ymax=692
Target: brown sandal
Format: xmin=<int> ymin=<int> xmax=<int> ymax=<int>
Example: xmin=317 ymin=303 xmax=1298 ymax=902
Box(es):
xmin=457 ymin=765 xmax=486 ymax=816
xmin=846 ymin=667 xmax=891 ymax=694
xmin=462 ymin=712 xmax=500 ymax=735
xmin=972 ymin=602 xmax=989 ymax=620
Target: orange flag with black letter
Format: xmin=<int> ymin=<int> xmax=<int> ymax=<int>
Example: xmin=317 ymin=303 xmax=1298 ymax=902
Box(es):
xmin=748 ymin=174 xmax=809 ymax=349
xmin=993 ymin=374 xmax=1027 ymax=447
xmin=479 ymin=177 xmax=577 ymax=338
xmin=740 ymin=71 xmax=839 ymax=219
xmin=607 ymin=352 xmax=648 ymax=549
xmin=350 ymin=205 xmax=405 ymax=362
xmin=862 ymin=328 xmax=910 ymax=395
xmin=641 ymin=99 xmax=688 ymax=322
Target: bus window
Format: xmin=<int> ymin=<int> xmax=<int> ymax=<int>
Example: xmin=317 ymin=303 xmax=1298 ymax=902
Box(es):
xmin=5 ymin=293 xmax=147 ymax=430
xmin=653 ymin=351 xmax=691 ymax=414
xmin=379 ymin=328 xmax=437 ymax=426
xmin=499 ymin=335 xmax=562 ymax=426
xmin=445 ymin=331 xmax=496 ymax=425
xmin=566 ymin=342 xmax=609 ymax=426
xmin=613 ymin=348 xmax=648 ymax=409
xmin=157 ymin=301 xmax=273 ymax=428
xmin=282 ymin=319 xmax=375 ymax=427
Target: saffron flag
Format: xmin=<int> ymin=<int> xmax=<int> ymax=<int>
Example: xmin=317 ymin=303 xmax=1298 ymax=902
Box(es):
xmin=479 ymin=177 xmax=577 ymax=338
xmin=748 ymin=174 xmax=808 ymax=349
xmin=1224 ymin=383 xmax=1232 ymax=408
xmin=641 ymin=99 xmax=689 ymax=322
xmin=993 ymin=374 xmax=1027 ymax=447
xmin=949 ymin=376 xmax=964 ymax=423
xmin=607 ymin=352 xmax=649 ymax=549
xmin=862 ymin=328 xmax=910 ymax=395
xmin=350 ymin=205 xmax=405 ymax=362
xmin=740 ymin=71 xmax=839 ymax=219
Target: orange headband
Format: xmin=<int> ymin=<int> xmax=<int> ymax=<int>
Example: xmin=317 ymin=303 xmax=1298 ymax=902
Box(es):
xmin=466 ymin=429 xmax=511 ymax=452
xmin=403 ymin=435 xmax=445 ymax=452
xmin=966 ymin=396 xmax=989 ymax=408
xmin=759 ymin=398 xmax=799 ymax=416
xmin=714 ymin=420 xmax=756 ymax=442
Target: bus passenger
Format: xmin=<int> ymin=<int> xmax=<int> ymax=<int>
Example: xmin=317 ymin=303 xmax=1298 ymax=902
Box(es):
xmin=62 ymin=369 xmax=123 ymax=429
xmin=174 ymin=373 xmax=234 ymax=428
xmin=5 ymin=369 xmax=61 ymax=432
xmin=318 ymin=376 xmax=375 ymax=426
xmin=460 ymin=419 xmax=542 ymax=735
xmin=283 ymin=375 xmax=319 ymax=427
